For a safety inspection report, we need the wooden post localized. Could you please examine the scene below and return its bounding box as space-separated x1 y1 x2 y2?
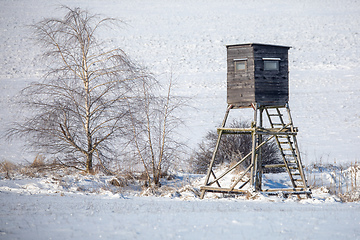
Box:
256 108 264 191
200 105 233 199
250 104 258 188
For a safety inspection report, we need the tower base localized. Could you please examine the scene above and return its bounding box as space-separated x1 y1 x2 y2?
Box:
200 103 311 199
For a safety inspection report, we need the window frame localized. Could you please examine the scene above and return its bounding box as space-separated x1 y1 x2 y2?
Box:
263 57 281 71
234 58 247 72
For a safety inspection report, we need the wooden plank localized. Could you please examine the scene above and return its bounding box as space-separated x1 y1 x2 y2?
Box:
217 127 254 134
253 48 289 55
263 164 286 168
257 126 297 132
228 87 255 93
261 188 311 193
228 81 254 88
200 186 311 195
227 55 253 62
200 186 249 194
227 90 255 97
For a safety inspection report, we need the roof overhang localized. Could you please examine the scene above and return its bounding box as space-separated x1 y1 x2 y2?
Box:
226 43 291 49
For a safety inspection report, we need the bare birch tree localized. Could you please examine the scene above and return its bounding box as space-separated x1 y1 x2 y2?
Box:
129 75 185 187
8 7 146 173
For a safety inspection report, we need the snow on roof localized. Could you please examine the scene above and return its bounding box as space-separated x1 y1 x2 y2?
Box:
226 43 292 49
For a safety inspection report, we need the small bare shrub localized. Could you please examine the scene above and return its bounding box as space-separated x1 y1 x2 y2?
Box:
31 154 46 167
0 160 18 179
108 177 127 187
190 119 282 174
109 178 121 187
339 191 360 202
137 171 150 181
123 171 138 182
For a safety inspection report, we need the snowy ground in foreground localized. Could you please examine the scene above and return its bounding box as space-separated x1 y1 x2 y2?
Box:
1 168 360 240
1 191 359 240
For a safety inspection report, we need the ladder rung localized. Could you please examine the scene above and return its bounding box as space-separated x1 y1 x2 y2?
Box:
272 123 284 126
288 166 298 169
289 166 299 169
268 114 283 117
280 148 294 151
285 162 297 166
284 154 296 157
277 136 290 138
263 164 286 168
286 158 296 161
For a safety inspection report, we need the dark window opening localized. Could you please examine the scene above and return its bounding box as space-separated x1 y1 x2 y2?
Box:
263 58 280 71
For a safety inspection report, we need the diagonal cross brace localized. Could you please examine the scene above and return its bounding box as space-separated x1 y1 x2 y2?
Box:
206 123 291 186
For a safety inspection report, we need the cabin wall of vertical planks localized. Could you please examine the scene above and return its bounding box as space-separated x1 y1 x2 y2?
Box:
226 43 291 108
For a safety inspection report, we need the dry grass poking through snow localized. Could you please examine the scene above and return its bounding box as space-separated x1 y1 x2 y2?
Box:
306 162 360 202
1 157 360 202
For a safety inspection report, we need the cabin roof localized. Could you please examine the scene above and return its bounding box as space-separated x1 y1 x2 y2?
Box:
226 43 291 49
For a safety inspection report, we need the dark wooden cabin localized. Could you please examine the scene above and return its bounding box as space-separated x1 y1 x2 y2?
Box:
226 43 291 108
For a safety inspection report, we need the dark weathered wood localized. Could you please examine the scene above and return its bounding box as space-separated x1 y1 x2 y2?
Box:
226 43 290 108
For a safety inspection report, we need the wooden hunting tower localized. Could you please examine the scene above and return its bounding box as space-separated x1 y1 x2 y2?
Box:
200 43 311 199
227 43 290 108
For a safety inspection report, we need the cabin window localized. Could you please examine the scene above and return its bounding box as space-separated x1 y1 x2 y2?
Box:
263 58 280 71
234 59 247 72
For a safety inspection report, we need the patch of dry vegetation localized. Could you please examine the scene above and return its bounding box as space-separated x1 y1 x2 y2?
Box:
307 161 360 202
0 160 18 179
0 154 78 179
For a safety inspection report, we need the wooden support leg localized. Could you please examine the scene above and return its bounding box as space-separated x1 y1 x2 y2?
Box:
200 105 233 199
250 105 258 188
255 108 264 191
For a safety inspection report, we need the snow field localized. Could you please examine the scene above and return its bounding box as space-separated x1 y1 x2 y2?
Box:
1 164 360 239
1 186 360 240
1 0 360 164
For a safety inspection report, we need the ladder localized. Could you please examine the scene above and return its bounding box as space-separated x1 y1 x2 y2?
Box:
263 106 309 195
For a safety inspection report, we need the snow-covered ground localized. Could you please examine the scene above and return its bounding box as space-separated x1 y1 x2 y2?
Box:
1 169 360 239
2 191 359 240
1 0 360 239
